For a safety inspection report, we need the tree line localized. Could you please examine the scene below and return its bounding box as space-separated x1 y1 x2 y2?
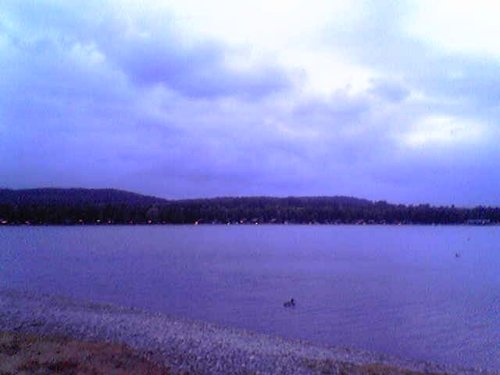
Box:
0 190 498 225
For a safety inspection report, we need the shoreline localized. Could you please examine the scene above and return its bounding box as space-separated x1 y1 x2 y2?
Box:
1 222 498 226
0 289 496 375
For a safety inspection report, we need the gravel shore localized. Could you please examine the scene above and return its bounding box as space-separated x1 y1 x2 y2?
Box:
0 289 495 375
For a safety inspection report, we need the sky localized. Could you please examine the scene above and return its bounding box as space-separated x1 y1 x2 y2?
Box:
1 0 499 205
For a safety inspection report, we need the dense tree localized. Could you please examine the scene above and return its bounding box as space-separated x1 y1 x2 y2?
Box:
0 188 498 225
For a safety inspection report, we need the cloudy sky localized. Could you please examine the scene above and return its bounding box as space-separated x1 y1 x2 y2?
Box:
1 0 499 205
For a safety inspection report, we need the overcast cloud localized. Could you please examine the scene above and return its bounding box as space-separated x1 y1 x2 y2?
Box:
1 0 499 205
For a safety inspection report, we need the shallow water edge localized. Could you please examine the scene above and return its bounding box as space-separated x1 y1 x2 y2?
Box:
0 289 496 375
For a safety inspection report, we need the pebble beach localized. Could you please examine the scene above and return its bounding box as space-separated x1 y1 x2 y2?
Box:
0 289 496 375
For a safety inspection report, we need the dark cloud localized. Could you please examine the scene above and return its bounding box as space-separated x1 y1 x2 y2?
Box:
122 27 290 99
115 37 290 98
0 1 290 100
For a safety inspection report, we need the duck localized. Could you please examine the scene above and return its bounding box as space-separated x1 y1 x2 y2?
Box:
283 298 296 308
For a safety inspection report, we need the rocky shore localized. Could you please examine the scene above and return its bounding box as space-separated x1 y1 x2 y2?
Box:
0 289 495 375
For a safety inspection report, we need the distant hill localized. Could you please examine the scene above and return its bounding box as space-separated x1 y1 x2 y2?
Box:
0 188 372 207
0 188 167 206
0 188 498 225
177 195 373 208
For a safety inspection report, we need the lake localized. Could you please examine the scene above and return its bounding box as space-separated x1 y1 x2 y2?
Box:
0 225 498 370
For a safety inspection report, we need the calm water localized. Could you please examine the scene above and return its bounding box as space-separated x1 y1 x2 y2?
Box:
0 225 498 369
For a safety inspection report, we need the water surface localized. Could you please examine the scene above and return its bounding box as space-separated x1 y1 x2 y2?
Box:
1 225 498 369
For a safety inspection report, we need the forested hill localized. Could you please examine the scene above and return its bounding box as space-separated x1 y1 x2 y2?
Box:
0 188 167 206
0 188 498 225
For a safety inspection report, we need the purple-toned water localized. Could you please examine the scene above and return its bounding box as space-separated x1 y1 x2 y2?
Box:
1 225 498 370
